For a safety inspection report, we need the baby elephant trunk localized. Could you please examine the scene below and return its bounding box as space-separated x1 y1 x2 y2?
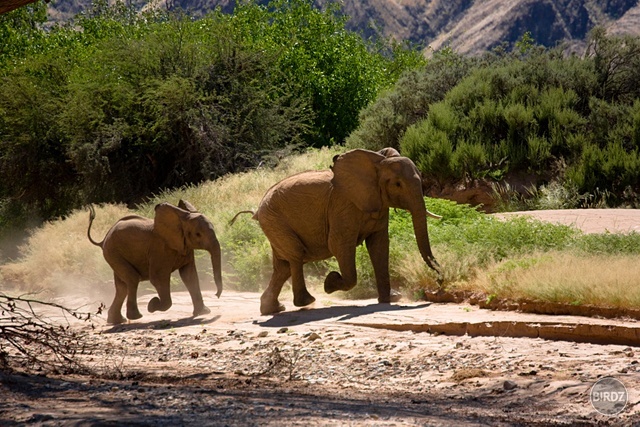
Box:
209 240 223 298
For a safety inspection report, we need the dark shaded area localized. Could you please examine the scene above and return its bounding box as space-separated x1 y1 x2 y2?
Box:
104 314 221 334
0 370 595 426
258 302 431 327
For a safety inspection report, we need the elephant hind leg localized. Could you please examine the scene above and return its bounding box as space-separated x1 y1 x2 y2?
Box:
124 280 143 320
260 255 290 315
107 275 129 324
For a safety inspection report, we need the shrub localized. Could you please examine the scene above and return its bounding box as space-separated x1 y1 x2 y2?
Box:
345 49 476 151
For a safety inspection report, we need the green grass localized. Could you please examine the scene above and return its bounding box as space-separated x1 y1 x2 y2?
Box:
2 148 640 310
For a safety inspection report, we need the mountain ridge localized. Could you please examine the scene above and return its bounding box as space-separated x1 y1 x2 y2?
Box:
43 0 640 55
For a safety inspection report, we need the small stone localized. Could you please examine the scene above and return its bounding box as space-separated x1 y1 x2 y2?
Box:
503 380 518 391
257 331 269 338
277 327 288 334
307 332 321 341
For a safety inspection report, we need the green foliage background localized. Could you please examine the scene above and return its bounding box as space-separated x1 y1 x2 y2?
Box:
346 30 640 209
4 3 640 231
0 0 424 230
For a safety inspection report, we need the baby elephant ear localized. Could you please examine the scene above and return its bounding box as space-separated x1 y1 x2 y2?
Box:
154 203 188 255
178 199 198 213
332 149 385 213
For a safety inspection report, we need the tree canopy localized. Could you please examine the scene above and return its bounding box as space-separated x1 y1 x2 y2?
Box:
347 30 640 208
0 0 424 228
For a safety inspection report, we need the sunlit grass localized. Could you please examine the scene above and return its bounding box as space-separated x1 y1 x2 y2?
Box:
2 147 640 311
0 148 340 298
0 204 130 298
469 252 640 309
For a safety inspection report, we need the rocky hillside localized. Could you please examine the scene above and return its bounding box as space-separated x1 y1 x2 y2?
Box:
44 0 640 55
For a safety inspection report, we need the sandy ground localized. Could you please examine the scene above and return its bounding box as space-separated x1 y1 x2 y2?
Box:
496 209 640 234
1 209 640 426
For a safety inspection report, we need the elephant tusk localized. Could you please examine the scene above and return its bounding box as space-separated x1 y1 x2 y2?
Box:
426 210 442 220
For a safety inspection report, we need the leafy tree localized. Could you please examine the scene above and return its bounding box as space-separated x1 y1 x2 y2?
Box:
347 29 640 207
0 1 48 69
2 0 423 228
230 0 425 147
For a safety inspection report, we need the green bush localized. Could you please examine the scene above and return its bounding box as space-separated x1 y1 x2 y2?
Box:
347 30 640 208
345 49 475 151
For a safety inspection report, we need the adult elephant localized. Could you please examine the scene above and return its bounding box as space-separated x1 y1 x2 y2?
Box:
247 147 441 315
88 200 223 324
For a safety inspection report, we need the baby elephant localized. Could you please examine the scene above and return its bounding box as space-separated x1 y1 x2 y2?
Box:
88 200 223 324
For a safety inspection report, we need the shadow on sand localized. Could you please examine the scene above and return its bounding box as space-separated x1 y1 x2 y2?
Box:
257 302 431 328
104 314 221 333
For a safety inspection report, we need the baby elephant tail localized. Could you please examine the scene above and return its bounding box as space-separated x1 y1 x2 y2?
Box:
229 210 255 226
87 205 105 248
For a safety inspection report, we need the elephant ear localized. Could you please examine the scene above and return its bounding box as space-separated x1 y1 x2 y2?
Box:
178 199 198 213
378 147 400 158
154 203 189 255
332 149 385 213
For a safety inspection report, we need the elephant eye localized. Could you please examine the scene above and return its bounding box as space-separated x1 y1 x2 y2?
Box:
395 182 402 187
196 232 202 238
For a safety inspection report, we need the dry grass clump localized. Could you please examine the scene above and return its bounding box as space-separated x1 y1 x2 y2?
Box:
0 148 340 298
472 252 640 309
1 204 129 298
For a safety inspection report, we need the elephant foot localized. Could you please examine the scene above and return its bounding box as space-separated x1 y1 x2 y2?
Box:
324 271 343 293
107 312 127 325
260 296 286 315
126 309 143 320
193 305 211 317
378 289 402 304
148 297 171 313
293 291 316 308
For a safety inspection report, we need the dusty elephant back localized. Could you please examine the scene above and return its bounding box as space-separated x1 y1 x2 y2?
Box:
254 170 333 261
255 170 332 217
102 216 154 279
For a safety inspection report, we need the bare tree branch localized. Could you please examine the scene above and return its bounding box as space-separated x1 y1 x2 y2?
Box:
0 293 104 374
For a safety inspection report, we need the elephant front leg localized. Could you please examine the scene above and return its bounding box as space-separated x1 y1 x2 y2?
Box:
179 263 210 317
148 272 173 313
365 230 398 304
260 255 290 315
324 242 358 294
290 259 315 308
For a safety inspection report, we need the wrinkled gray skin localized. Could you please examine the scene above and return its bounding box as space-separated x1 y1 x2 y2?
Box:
252 148 441 315
88 200 223 324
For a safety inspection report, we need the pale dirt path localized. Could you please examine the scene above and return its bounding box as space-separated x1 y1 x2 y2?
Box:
497 209 640 234
1 209 640 426
2 290 640 426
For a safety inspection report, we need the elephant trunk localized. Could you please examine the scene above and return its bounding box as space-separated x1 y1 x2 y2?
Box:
208 240 223 298
411 209 441 275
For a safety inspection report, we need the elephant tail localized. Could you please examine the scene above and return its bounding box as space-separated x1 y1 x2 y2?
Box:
229 210 255 226
87 204 105 248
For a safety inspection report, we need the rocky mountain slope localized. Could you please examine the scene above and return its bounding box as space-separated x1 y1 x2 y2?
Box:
44 0 640 55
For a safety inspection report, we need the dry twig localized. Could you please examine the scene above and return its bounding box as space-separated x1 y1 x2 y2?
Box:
0 293 104 374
